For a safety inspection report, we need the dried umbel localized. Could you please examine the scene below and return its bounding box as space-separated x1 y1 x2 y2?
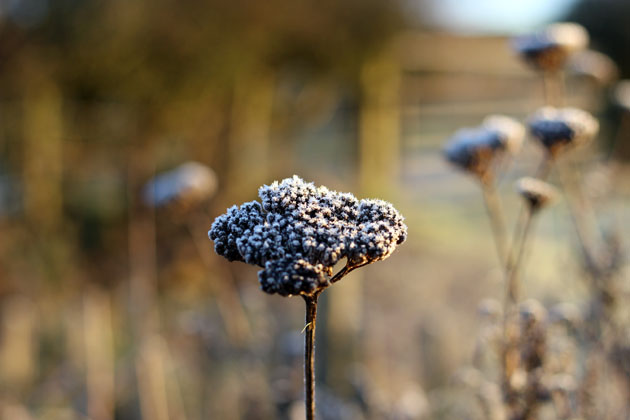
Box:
512 23 589 72
443 116 524 181
143 162 218 210
516 177 558 211
528 107 599 156
208 175 407 297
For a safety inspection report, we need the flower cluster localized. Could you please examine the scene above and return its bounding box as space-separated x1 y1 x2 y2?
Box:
512 23 588 72
443 115 524 180
208 176 407 296
528 107 599 155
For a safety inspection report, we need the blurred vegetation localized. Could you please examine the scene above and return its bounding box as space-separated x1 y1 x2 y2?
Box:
2 0 630 419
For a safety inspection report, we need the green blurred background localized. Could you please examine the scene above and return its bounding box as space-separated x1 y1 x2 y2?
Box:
0 0 629 419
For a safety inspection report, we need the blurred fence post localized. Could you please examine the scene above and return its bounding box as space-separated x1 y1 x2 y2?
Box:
83 285 115 420
0 296 36 395
227 71 274 201
358 44 401 197
22 81 63 231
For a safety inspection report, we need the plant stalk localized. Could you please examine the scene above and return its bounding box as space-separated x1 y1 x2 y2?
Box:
303 293 319 420
481 180 508 266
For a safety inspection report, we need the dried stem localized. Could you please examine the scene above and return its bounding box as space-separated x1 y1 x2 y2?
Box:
303 293 320 420
501 207 538 416
330 260 369 284
481 179 508 266
554 161 604 280
542 71 565 107
506 208 534 307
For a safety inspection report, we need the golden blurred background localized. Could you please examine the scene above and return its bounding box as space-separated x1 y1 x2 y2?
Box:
0 0 629 419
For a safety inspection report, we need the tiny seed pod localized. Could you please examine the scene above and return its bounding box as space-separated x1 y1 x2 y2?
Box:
515 177 558 212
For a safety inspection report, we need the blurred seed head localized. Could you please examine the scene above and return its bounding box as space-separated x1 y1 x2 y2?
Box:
143 161 218 210
528 107 599 156
477 298 502 322
443 117 523 181
568 50 619 86
512 23 589 72
482 115 526 154
519 299 547 325
548 302 583 327
613 80 630 111
515 177 558 211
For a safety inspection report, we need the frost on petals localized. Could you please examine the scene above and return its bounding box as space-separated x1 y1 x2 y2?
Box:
208 176 407 296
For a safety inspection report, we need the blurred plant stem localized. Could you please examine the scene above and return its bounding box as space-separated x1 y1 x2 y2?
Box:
22 80 63 232
128 160 188 420
542 71 565 107
303 293 320 420
186 213 252 346
83 286 114 420
555 160 606 279
480 180 508 267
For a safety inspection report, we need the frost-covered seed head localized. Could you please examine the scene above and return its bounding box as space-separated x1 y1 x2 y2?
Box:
143 162 218 209
258 257 328 297
512 23 589 72
209 201 265 263
528 107 599 155
516 177 558 211
519 299 547 324
443 127 505 179
208 176 407 296
481 115 526 154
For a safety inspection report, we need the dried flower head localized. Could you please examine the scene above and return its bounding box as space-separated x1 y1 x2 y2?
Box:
568 50 619 86
528 107 599 156
548 302 582 328
519 299 547 325
443 117 523 181
516 177 558 211
143 162 218 209
208 176 407 296
482 115 526 154
512 23 589 72
477 298 502 321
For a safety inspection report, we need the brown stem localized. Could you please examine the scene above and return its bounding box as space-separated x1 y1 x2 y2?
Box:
542 71 565 107
506 208 534 307
501 207 536 413
555 161 604 279
303 293 319 420
330 260 370 284
481 180 508 266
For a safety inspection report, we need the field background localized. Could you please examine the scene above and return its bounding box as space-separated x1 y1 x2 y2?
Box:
0 1 629 419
